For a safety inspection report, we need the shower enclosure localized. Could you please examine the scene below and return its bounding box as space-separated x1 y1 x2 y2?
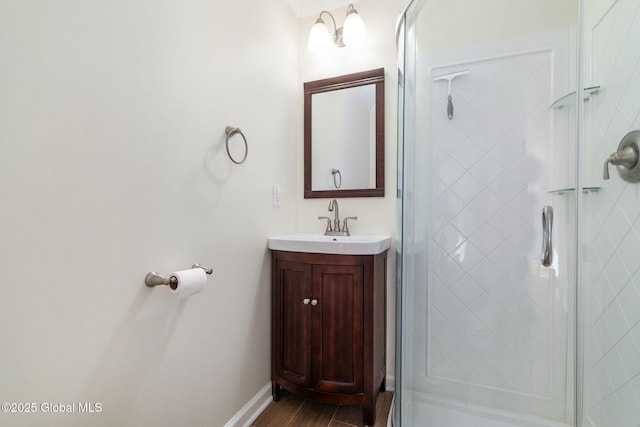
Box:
396 0 640 426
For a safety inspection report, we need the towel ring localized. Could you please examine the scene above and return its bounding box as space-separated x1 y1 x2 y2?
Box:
225 126 248 164
331 168 342 189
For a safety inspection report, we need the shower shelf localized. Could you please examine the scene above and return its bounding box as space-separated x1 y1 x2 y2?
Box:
548 186 601 195
550 86 601 109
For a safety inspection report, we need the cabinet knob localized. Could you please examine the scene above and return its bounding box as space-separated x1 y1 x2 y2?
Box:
311 299 318 306
303 298 311 305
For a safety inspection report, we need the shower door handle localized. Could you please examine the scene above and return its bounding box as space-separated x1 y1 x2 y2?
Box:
541 206 553 267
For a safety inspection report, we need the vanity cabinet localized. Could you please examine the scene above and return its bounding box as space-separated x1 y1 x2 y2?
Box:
271 250 387 426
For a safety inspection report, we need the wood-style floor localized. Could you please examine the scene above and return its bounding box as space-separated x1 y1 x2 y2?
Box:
251 389 393 427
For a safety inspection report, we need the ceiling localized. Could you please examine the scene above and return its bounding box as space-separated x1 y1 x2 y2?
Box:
286 0 363 17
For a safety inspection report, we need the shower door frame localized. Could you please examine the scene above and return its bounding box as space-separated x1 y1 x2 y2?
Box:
395 0 586 425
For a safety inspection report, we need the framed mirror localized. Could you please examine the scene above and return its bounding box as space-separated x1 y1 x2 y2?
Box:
304 68 385 198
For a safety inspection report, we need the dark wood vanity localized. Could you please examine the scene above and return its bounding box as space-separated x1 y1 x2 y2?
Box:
271 249 387 426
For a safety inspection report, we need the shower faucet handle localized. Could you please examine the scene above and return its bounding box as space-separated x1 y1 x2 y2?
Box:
603 130 640 182
603 146 638 180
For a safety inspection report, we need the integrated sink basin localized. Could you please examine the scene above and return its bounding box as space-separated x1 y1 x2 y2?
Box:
267 233 391 255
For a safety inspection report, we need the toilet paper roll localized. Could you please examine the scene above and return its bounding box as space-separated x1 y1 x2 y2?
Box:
169 268 207 300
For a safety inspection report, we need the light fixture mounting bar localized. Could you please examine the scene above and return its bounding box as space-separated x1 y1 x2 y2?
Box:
318 10 344 47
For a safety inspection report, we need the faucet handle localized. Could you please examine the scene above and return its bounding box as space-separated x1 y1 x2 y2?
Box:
318 216 332 233
342 217 358 236
603 131 640 181
603 146 638 180
603 155 613 180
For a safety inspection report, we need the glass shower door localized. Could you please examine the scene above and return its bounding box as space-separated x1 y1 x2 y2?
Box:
397 0 580 425
581 0 640 425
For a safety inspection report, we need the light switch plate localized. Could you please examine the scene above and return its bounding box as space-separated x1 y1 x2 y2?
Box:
272 184 281 207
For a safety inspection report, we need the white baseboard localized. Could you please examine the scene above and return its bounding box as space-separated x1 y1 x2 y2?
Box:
385 375 395 392
224 383 272 427
225 375 395 427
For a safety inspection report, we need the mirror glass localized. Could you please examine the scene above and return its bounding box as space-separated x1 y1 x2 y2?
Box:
304 68 384 198
312 85 376 191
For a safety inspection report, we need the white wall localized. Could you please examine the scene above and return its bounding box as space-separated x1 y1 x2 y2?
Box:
0 0 298 426
295 0 406 383
413 0 576 53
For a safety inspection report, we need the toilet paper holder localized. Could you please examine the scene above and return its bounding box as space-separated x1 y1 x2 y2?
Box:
145 263 213 290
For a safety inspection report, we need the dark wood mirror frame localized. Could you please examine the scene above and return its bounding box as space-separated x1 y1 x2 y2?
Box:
304 68 385 198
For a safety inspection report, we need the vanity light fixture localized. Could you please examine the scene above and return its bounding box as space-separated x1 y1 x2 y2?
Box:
307 4 366 53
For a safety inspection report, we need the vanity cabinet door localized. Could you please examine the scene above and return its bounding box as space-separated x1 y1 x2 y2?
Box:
271 249 386 425
273 258 313 387
311 264 364 394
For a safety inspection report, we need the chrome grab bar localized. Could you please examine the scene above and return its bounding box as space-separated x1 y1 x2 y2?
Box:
541 206 553 267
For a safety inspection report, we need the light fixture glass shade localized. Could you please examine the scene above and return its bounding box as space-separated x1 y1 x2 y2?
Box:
342 10 366 46
308 18 332 53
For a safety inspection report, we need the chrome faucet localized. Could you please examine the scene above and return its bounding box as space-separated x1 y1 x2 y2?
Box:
328 199 340 232
318 199 357 236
